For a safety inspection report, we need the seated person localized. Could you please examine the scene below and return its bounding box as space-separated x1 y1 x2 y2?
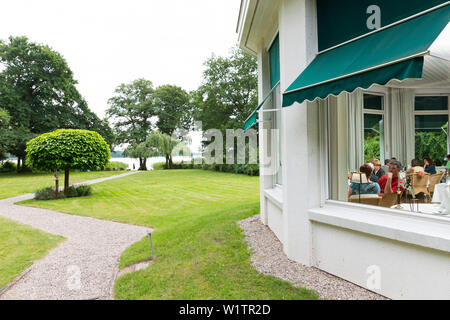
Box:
424 157 437 175
378 160 404 195
370 159 385 182
407 159 425 176
348 164 381 196
381 159 390 174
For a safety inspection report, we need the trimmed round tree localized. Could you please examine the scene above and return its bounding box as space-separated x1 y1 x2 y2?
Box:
26 129 110 195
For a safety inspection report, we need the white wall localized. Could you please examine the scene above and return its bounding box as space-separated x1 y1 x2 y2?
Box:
279 0 319 264
266 198 283 241
311 221 450 299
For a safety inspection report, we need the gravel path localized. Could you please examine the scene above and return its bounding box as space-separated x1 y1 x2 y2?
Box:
238 215 388 300
0 171 150 300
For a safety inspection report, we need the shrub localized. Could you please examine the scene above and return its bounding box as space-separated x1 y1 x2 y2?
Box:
171 163 183 169
152 161 184 170
35 187 65 200
105 161 128 170
180 161 189 169
66 186 79 198
152 162 166 170
149 157 259 176
74 185 92 197
34 185 92 200
0 161 17 173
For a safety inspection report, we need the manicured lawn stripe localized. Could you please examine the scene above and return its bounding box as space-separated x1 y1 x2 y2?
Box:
20 170 319 300
0 171 124 199
0 216 64 288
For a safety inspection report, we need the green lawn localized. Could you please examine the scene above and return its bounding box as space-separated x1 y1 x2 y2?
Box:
0 216 64 288
0 170 125 199
19 170 319 300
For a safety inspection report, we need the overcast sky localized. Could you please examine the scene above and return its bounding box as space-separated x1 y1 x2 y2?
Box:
0 0 242 119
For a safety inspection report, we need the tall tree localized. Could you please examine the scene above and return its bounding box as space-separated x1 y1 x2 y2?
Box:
192 47 258 132
0 107 10 160
0 36 113 169
106 78 156 170
2 129 36 170
122 141 158 169
154 84 191 136
146 131 180 169
0 36 81 132
0 107 10 128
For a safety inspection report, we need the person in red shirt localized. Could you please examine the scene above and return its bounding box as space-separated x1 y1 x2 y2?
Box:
378 160 404 195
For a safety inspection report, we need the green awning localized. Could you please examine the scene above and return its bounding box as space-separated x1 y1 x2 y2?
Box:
243 113 257 131
283 4 450 107
243 81 280 130
269 35 280 89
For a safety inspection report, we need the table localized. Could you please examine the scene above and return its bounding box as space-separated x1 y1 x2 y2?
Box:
390 203 450 216
432 183 449 203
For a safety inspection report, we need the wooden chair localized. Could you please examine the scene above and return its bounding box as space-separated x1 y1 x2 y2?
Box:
429 170 445 194
378 193 399 208
349 192 408 208
406 173 431 199
348 194 382 206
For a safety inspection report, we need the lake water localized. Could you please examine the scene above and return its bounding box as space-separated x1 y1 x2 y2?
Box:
111 156 194 170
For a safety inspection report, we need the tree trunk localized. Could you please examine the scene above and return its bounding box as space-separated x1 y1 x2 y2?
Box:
169 155 173 169
139 157 147 170
64 166 70 195
165 154 169 169
17 157 21 173
55 178 59 199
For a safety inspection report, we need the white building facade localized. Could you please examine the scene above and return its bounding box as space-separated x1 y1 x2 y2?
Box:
237 0 450 299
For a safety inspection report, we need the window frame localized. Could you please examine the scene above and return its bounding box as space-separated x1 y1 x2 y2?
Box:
363 91 386 162
271 85 282 187
413 94 450 162
266 32 282 187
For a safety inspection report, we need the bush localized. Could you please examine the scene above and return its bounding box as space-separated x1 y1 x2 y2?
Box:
171 163 183 169
66 186 79 198
150 157 260 176
34 185 92 200
0 161 17 173
104 161 128 170
65 185 92 198
152 162 166 170
152 161 184 170
73 185 92 197
35 187 65 200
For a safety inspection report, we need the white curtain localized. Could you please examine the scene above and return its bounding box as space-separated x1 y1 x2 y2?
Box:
328 94 351 201
347 89 364 171
390 88 415 167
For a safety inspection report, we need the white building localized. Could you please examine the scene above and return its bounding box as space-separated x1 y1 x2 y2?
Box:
237 0 450 299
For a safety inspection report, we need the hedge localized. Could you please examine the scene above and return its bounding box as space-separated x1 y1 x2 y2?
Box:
153 159 259 176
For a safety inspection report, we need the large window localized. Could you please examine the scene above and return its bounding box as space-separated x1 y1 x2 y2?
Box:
414 96 449 166
269 35 282 185
325 89 450 215
363 93 385 163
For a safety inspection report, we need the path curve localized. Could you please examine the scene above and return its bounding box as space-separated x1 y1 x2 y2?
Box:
0 171 150 300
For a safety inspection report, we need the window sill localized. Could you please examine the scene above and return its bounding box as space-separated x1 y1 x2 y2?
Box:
308 200 450 253
264 186 283 209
